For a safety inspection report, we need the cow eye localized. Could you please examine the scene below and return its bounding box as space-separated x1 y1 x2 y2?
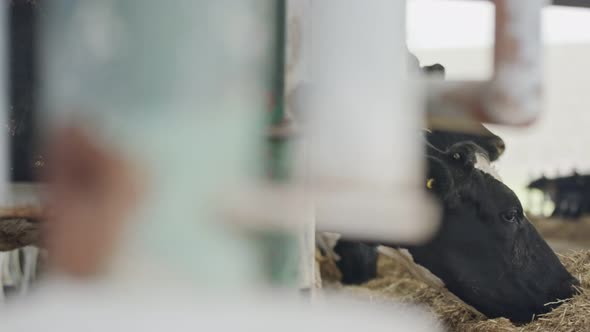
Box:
500 210 519 223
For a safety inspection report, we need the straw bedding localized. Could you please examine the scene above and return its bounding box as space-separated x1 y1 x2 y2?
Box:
318 248 590 332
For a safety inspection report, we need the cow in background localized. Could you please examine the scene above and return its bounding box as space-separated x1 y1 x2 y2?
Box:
528 172 590 219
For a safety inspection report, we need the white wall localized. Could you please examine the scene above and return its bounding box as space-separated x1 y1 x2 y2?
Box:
413 45 590 210
408 1 590 210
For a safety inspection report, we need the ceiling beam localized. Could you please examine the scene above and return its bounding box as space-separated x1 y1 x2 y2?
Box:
552 0 590 8
466 0 590 9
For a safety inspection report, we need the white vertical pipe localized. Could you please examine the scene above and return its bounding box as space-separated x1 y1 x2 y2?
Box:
287 0 317 291
41 0 275 287
487 0 546 125
307 0 409 186
304 0 437 241
427 0 546 128
0 252 5 302
19 246 38 295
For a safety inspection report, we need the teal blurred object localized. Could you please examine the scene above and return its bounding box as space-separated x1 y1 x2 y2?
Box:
40 0 298 287
261 0 299 286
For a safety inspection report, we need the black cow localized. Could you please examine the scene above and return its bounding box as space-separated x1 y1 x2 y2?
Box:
332 142 578 323
332 240 378 285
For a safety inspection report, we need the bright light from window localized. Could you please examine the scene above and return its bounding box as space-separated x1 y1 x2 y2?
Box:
407 0 590 50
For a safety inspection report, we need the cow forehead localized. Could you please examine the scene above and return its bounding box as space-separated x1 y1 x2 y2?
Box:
472 171 521 211
474 153 501 181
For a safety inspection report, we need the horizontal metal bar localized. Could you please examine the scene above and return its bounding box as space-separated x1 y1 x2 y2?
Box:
552 0 590 8
467 0 589 8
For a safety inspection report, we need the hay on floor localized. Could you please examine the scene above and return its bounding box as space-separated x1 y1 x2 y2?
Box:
318 249 590 332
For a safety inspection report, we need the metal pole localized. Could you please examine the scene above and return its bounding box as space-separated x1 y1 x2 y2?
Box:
304 0 438 242
427 0 546 131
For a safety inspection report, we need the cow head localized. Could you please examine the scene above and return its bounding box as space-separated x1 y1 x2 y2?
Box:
423 127 505 162
409 142 579 323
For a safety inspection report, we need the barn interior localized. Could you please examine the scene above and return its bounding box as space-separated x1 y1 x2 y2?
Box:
1 0 590 331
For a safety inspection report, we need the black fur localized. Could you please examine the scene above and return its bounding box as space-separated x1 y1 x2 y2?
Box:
332 240 378 285
335 142 578 323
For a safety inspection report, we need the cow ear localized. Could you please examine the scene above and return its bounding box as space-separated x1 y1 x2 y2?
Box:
422 63 445 79
447 142 482 171
426 156 454 201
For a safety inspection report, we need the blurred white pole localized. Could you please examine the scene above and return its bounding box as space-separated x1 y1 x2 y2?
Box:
0 253 4 301
41 0 276 288
303 0 438 242
286 0 316 291
427 0 546 131
19 246 39 295
222 1 439 245
489 0 545 124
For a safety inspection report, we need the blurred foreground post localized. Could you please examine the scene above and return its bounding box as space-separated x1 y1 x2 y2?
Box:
40 0 284 287
302 0 438 241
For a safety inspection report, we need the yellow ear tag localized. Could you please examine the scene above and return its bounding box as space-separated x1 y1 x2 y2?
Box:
426 178 435 189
